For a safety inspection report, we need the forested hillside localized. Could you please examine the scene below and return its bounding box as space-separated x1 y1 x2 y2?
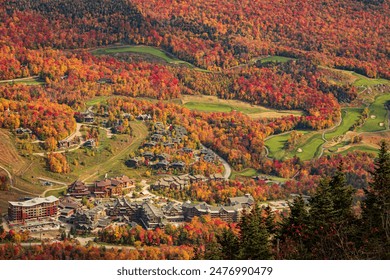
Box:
0 0 389 260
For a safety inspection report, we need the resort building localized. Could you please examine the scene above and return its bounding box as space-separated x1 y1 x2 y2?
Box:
8 196 59 223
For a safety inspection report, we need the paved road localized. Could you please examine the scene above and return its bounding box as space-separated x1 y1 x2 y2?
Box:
200 144 231 179
218 154 232 179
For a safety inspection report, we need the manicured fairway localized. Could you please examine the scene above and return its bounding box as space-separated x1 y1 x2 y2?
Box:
183 101 264 114
325 108 362 141
265 130 311 160
358 93 390 132
296 134 325 161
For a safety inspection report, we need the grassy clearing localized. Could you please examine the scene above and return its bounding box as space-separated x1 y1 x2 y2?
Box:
44 187 67 198
0 130 27 173
358 93 390 132
92 45 176 62
318 66 389 87
265 130 311 160
230 168 288 182
183 101 265 114
184 102 233 113
352 73 389 87
335 145 379 156
0 77 45 86
73 121 148 182
181 95 304 118
325 108 362 141
85 96 111 106
258 56 295 64
92 45 208 72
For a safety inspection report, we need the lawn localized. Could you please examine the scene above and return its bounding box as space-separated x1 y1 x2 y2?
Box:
325 108 362 141
358 93 390 132
265 130 311 160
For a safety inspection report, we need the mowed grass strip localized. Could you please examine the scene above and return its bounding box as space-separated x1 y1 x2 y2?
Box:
325 108 362 141
258 56 295 64
352 73 389 87
359 93 390 132
337 145 379 156
0 77 45 86
92 45 176 62
91 45 207 71
85 96 111 106
230 168 288 182
183 102 233 113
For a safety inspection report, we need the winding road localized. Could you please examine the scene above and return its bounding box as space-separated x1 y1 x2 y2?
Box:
200 144 231 179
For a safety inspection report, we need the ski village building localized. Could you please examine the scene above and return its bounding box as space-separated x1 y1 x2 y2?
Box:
8 196 59 223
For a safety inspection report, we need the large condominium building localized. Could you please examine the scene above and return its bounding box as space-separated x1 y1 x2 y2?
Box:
8 196 59 223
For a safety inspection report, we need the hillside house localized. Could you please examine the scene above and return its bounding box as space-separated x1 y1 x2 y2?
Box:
170 161 186 170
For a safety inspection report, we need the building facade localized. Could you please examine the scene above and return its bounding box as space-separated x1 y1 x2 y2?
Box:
8 196 59 223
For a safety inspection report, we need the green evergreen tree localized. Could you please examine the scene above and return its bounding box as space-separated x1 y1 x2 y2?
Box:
278 195 310 259
218 227 240 259
361 140 390 258
329 162 355 221
307 165 358 259
203 240 223 260
263 206 276 235
239 205 272 260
